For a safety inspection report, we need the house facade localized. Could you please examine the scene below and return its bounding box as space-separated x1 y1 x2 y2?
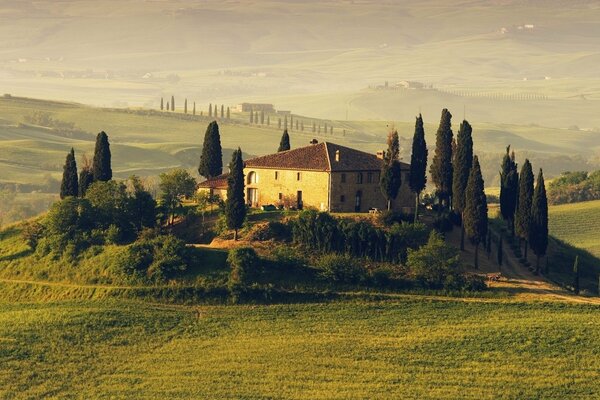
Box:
198 141 414 213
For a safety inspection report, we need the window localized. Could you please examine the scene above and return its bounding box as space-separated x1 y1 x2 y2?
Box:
356 173 363 184
367 172 373 183
275 171 279 180
278 193 283 200
340 195 345 202
341 173 346 183
297 172 301 181
247 171 258 184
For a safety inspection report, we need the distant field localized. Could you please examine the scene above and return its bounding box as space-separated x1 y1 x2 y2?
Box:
549 200 600 258
0 298 598 399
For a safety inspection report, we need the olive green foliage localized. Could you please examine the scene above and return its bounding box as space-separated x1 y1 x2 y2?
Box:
430 108 454 208
316 253 366 284
158 168 197 224
406 231 481 290
409 114 428 196
225 148 246 239
92 131 112 182
464 156 488 245
60 148 78 199
198 121 223 179
499 146 519 231
112 235 189 283
227 247 260 292
278 129 291 152
292 209 428 263
548 170 600 205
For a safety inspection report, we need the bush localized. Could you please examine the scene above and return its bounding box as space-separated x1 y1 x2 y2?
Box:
407 231 464 289
378 210 413 226
316 253 366 284
245 221 291 242
227 247 260 289
268 245 307 271
368 263 408 288
21 221 45 249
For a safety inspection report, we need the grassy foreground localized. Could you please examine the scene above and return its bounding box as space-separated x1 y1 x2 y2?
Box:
1 298 599 399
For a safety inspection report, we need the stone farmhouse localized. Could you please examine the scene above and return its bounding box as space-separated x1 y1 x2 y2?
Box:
198 141 414 213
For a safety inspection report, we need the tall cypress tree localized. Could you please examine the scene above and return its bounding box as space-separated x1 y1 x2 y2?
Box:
260 110 265 124
227 107 230 120
184 99 188 114
60 148 78 198
530 169 548 274
209 103 212 118
198 121 223 179
78 154 93 197
92 131 112 182
193 102 196 115
225 148 246 240
515 159 534 259
380 130 402 211
171 95 175 111
409 114 428 222
160 97 164 111
500 146 519 236
278 129 291 152
452 120 473 250
430 108 453 210
250 108 254 124
463 155 488 268
221 105 224 119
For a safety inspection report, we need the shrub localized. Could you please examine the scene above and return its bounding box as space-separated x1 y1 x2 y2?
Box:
269 245 307 270
227 247 260 289
406 231 463 289
246 221 291 242
21 221 45 249
316 253 366 284
368 263 408 288
378 210 412 226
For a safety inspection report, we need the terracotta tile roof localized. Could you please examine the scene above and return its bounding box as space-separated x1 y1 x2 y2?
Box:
244 141 409 172
198 173 229 189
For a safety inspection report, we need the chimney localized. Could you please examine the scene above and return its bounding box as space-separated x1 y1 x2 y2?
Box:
310 139 319 145
376 150 385 159
335 150 340 162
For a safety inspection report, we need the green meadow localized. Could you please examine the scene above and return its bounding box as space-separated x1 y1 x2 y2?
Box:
1 298 599 399
549 200 600 258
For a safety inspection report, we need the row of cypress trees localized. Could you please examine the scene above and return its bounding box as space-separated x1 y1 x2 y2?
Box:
60 132 112 199
500 148 548 272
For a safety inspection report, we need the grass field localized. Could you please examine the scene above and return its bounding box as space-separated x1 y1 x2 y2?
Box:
1 298 599 399
549 200 600 258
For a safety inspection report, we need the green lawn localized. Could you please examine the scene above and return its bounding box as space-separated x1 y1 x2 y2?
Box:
0 298 598 399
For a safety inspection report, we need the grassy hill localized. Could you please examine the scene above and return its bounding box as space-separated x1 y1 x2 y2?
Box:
1 297 599 398
549 200 600 258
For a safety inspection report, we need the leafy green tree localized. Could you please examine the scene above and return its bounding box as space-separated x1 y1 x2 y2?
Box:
463 156 488 268
515 159 534 259
78 154 94 197
278 129 291 152
409 114 428 222
158 169 197 225
128 175 157 231
85 180 129 230
452 120 473 250
380 130 402 211
225 148 246 240
406 230 462 289
44 197 93 250
60 148 78 198
198 121 223 179
500 146 519 235
430 108 453 210
530 169 548 273
92 131 112 182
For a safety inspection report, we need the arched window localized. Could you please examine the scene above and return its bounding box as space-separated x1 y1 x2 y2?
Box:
356 173 363 184
247 171 258 184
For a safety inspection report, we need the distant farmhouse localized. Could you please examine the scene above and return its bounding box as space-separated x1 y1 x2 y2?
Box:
199 140 414 213
237 103 275 113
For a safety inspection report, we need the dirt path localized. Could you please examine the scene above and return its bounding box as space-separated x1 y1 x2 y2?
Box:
446 225 600 304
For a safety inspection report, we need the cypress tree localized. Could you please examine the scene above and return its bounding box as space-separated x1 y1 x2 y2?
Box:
409 114 428 223
452 120 473 250
78 154 93 197
171 95 175 111
380 130 402 211
255 111 258 124
250 108 254 124
500 146 519 236
184 98 188 114
260 110 265 124
573 256 580 295
166 101 170 111
530 168 548 274
296 120 299 131
515 159 534 259
160 97 164 111
193 102 196 116
227 107 230 120
278 118 282 129
430 108 454 210
463 155 488 268
301 121 304 131
225 148 246 240
92 131 112 182
330 126 333 135
60 148 78 198
267 115 270 125
198 121 223 179
278 129 291 152
209 103 212 118
221 105 224 119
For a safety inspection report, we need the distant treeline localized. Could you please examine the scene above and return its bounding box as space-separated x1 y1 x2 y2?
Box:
548 171 600 205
